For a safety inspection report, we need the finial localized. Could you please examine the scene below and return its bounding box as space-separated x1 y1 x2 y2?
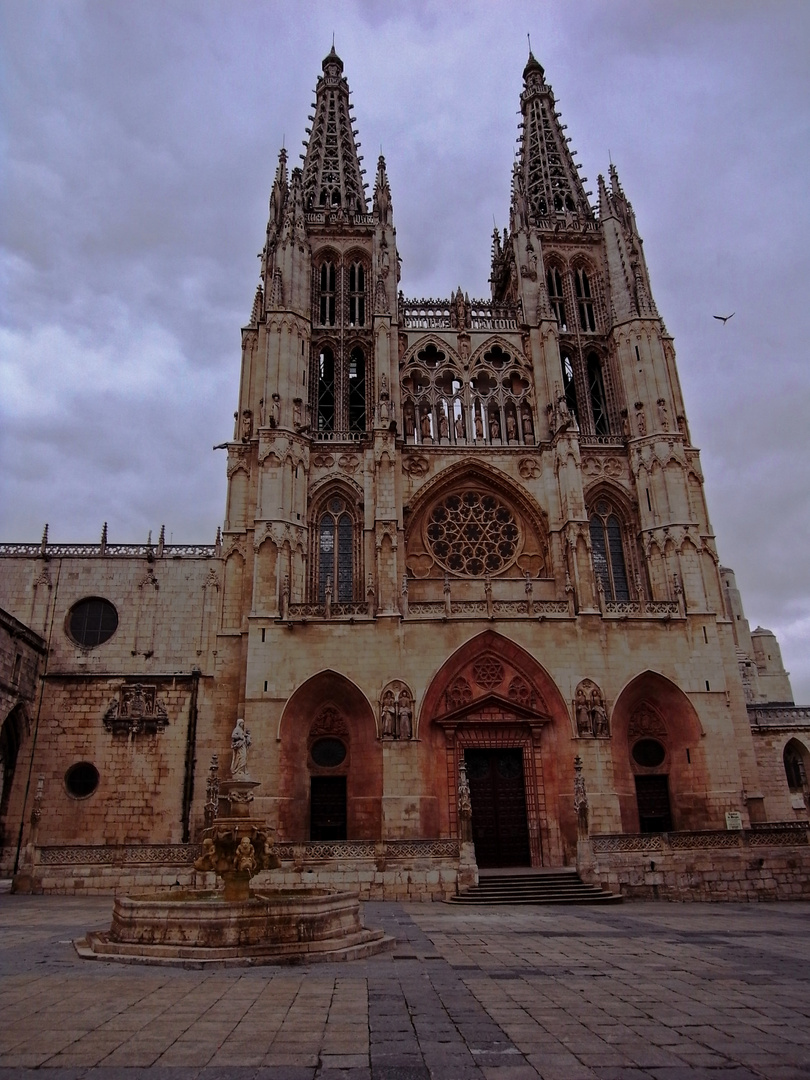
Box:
527 32 531 51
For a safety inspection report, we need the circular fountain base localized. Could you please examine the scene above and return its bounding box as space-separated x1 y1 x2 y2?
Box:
76 887 394 967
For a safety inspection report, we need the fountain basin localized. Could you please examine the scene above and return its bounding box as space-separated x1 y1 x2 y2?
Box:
76 887 394 966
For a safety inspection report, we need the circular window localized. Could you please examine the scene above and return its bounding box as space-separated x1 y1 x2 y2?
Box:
65 761 99 799
425 491 520 576
310 737 347 768
68 597 118 648
632 738 666 768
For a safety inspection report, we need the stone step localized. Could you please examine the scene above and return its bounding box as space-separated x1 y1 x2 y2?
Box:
449 871 621 905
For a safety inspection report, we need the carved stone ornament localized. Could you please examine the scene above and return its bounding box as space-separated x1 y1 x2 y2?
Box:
628 702 667 740
379 680 415 740
402 454 430 478
337 454 360 473
518 457 541 479
103 683 169 736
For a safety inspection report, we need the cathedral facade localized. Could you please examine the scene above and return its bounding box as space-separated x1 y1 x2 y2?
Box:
2 50 808 899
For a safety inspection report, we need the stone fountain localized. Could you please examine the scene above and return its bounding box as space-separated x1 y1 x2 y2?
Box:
77 721 393 966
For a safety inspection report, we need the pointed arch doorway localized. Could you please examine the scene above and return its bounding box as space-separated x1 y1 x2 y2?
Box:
423 632 570 869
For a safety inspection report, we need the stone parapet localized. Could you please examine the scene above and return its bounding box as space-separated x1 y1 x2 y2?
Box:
584 825 810 901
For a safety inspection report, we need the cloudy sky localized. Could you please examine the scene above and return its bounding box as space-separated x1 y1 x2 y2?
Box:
2 0 809 702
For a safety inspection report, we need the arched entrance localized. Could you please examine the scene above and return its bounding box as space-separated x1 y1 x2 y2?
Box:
611 671 707 832
277 670 381 841
0 706 26 849
420 631 570 867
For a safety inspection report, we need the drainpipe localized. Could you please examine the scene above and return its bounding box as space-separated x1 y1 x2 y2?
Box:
181 667 201 843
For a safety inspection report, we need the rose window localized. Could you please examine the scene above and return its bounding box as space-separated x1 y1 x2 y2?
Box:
472 657 505 690
425 491 520 576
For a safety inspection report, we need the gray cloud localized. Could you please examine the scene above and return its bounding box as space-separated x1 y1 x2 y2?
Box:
2 0 808 701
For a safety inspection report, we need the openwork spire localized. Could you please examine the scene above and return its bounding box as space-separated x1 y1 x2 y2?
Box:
514 52 592 226
301 47 367 214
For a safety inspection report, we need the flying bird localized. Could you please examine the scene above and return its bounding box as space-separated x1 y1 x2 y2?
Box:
713 313 735 324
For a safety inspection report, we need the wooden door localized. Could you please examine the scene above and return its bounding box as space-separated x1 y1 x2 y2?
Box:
310 776 347 840
465 748 531 867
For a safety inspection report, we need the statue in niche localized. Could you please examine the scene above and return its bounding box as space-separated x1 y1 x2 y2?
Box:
270 393 280 428
380 372 389 398
557 394 571 427
657 398 669 431
379 396 390 423
521 408 533 442
590 688 609 738
635 402 646 436
398 690 413 740
439 412 449 439
381 690 397 738
241 410 252 442
506 413 517 442
455 414 465 440
293 399 303 429
489 415 500 440
621 409 630 439
475 414 484 439
404 403 415 438
420 410 432 441
575 687 591 736
230 717 251 777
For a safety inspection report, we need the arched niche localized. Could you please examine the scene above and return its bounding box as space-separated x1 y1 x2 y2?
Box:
611 671 708 833
277 670 381 842
419 630 571 867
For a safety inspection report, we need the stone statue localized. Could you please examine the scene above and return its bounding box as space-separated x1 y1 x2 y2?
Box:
194 836 217 872
398 691 413 740
521 408 533 441
420 410 431 441
234 836 257 875
270 393 280 428
590 689 609 738
404 404 415 438
379 396 390 423
231 718 251 778
439 412 449 439
657 398 669 431
575 688 591 736
455 414 465 440
475 414 484 439
489 415 500 440
293 399 302 429
381 690 397 738
241 410 252 441
506 413 517 442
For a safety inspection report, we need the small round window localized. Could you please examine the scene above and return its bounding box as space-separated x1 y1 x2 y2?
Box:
632 738 666 768
68 597 118 648
65 761 99 799
310 738 347 768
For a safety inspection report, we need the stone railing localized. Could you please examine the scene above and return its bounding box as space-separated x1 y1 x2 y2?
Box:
603 599 680 617
401 298 519 331
0 542 218 559
579 435 626 448
286 601 370 620
274 839 459 861
591 823 808 853
406 599 571 619
305 211 376 227
748 705 810 729
311 430 367 444
37 844 202 865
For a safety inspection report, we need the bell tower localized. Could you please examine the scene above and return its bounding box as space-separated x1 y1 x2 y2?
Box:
221 46 401 673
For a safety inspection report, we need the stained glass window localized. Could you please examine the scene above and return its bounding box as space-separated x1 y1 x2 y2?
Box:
316 498 355 602
589 509 630 602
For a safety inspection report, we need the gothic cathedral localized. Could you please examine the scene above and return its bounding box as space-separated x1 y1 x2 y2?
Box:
1 50 807 899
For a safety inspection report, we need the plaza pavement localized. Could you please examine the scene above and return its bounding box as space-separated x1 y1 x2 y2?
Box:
0 893 808 1080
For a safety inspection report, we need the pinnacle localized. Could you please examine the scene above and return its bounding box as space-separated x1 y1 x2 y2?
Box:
522 50 545 82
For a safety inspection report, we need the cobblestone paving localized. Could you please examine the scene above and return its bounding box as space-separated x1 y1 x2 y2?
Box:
0 895 808 1079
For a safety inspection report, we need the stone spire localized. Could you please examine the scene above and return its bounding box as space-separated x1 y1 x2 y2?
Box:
301 46 367 214
373 154 393 226
514 52 592 226
599 163 659 321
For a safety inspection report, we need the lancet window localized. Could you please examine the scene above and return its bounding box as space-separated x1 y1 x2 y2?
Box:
319 262 337 326
561 352 579 425
348 263 365 327
587 353 609 436
311 252 371 437
310 493 361 603
575 267 596 332
589 499 631 602
547 266 567 330
401 341 535 447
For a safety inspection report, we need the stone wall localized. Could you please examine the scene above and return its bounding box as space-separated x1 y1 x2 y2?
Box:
583 825 810 901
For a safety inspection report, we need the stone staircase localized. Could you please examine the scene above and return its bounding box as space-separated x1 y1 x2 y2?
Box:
449 868 622 905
